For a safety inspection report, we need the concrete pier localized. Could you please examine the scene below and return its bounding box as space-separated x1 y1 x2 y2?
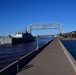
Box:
17 38 76 75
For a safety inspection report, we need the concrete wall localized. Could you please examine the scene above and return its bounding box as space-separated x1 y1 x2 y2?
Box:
0 61 17 75
0 40 53 75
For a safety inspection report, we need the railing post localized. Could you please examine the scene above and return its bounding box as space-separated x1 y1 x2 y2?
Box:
46 37 47 43
16 59 20 72
37 35 39 50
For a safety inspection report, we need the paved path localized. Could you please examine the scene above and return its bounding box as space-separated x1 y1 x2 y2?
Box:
17 38 76 75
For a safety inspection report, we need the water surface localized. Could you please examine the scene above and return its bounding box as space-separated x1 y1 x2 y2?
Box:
61 40 76 60
0 38 52 70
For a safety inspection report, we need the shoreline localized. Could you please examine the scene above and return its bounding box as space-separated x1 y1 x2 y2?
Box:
60 38 76 40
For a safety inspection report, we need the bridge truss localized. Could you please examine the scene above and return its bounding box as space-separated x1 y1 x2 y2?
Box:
28 22 62 35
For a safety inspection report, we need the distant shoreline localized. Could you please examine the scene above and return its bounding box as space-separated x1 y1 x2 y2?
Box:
60 38 76 40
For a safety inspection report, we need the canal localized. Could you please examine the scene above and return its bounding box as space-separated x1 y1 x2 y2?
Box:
1 38 76 70
61 40 76 60
0 38 52 70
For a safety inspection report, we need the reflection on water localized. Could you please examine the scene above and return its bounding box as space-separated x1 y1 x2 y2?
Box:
61 40 76 60
0 38 52 70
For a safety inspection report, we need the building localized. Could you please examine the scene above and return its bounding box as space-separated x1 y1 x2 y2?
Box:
63 31 76 38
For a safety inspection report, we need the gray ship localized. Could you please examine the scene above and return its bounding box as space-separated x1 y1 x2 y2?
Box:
0 30 34 45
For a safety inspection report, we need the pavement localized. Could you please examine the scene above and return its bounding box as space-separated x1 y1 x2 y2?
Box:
17 38 76 75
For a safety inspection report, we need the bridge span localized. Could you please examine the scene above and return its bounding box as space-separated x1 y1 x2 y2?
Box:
27 22 62 34
17 38 76 75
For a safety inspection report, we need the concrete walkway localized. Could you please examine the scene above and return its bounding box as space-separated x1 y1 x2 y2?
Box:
17 38 76 75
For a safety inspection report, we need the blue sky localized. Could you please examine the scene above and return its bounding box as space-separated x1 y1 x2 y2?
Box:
0 0 76 36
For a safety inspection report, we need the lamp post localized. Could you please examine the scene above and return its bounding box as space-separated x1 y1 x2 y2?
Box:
37 35 39 50
46 36 47 43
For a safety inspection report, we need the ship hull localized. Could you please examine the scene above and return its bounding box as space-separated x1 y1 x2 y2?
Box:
12 37 34 44
0 33 35 45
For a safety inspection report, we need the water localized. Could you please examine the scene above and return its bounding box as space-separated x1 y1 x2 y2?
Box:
61 40 76 60
0 38 52 70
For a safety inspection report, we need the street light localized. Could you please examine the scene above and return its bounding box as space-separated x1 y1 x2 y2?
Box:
46 36 48 43
37 35 39 50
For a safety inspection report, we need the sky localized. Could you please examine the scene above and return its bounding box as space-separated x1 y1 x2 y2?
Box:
0 0 76 36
